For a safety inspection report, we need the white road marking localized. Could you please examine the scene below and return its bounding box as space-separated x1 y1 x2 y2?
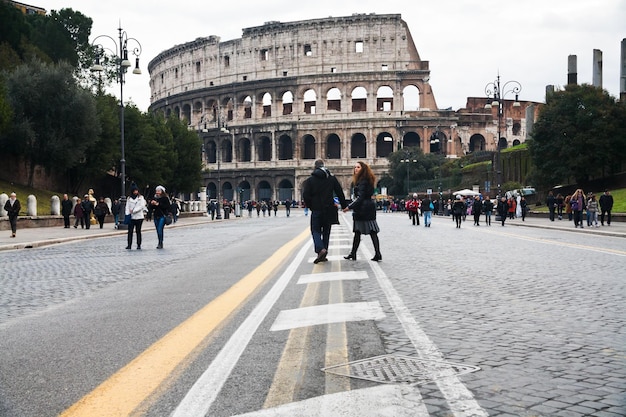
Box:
298 271 369 284
169 241 312 417
233 384 429 417
307 255 350 263
270 302 386 332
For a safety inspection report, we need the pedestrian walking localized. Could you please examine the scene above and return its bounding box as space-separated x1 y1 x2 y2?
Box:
546 191 556 221
556 193 564 220
61 194 73 228
302 159 348 264
285 199 291 217
452 195 465 228
520 196 528 221
148 185 171 249
81 194 94 229
343 161 382 261
599 189 613 226
111 198 122 229
94 196 110 229
483 196 493 226
570 189 586 228
405 193 420 226
587 193 599 227
125 183 147 250
497 196 508 226
170 198 180 223
422 195 433 227
472 195 482 226
208 200 217 220
223 200 232 219
73 198 85 229
4 192 21 238
507 197 516 220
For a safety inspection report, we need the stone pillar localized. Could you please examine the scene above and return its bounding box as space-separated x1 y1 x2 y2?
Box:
51 195 60 215
27 195 37 216
567 55 577 85
592 49 603 88
200 186 207 209
0 193 7 217
72 196 79 213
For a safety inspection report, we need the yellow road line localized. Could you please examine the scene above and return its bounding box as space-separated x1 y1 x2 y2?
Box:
325 275 350 395
60 228 309 417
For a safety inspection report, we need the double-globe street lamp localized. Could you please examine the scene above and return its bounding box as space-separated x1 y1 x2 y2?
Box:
400 152 417 196
484 74 522 197
91 25 142 228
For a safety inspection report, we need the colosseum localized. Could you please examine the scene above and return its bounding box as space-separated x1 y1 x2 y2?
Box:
148 13 537 203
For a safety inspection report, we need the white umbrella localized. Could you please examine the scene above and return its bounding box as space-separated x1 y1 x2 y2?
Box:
453 189 481 196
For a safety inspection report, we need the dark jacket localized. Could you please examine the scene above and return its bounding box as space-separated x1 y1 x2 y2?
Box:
81 199 94 216
599 194 614 211
348 179 376 221
421 198 433 212
4 199 21 218
452 200 465 215
61 199 73 216
148 196 171 218
94 201 110 217
472 199 482 215
497 199 508 217
483 199 494 212
302 167 347 222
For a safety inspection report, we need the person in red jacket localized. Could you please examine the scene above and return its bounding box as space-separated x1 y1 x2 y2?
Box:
405 193 420 226
507 197 517 219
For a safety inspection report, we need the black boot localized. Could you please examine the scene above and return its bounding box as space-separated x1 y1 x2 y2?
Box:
344 232 361 260
370 233 382 261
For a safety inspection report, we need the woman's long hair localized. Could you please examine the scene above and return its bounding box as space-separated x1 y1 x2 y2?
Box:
353 161 376 187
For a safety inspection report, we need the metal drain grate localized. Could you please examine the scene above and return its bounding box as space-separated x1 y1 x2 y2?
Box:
322 354 480 385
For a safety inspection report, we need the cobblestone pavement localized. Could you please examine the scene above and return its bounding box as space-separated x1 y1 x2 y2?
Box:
359 212 626 417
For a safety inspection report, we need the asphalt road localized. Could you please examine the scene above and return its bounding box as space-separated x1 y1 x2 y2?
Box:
1 211 624 417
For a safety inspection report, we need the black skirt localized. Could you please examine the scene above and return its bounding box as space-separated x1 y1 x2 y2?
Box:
353 219 380 235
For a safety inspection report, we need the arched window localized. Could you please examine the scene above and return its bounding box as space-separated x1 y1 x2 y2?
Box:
351 87 367 112
238 180 251 202
302 135 316 159
222 182 233 201
258 180 272 201
278 135 293 160
304 89 317 114
262 92 272 117
258 136 272 161
282 91 294 115
238 138 251 162
243 96 252 119
402 85 420 111
206 140 217 163
469 134 486 153
327 88 341 111
403 132 421 148
327 134 341 159
376 132 393 157
278 179 294 201
351 133 367 158
376 86 393 111
221 139 232 162
498 137 508 150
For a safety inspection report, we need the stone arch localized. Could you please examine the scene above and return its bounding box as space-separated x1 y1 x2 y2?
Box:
257 136 272 161
221 139 232 162
351 133 367 158
206 182 217 199
302 134 316 159
429 131 447 154
327 134 341 159
242 95 253 119
512 139 521 146
278 134 293 160
282 91 294 115
469 134 486 153
403 132 421 148
174 106 181 119
376 132 394 157
402 85 420 111
498 137 508 150
278 179 294 201
238 137 251 162
303 89 317 114
222 181 234 201
206 140 217 163
261 92 272 117
512 122 521 135
351 86 367 112
376 86 394 111
182 104 191 124
326 87 342 111
257 180 272 201
239 180 251 202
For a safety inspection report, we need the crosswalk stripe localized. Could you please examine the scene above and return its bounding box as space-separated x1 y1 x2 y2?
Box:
270 302 386 332
298 271 368 284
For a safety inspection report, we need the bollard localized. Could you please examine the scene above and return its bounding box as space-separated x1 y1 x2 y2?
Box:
51 195 61 215
0 193 7 217
27 194 37 216
105 197 112 212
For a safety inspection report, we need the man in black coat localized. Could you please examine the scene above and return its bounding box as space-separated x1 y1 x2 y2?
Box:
302 159 348 263
81 194 94 229
61 194 73 228
599 189 614 226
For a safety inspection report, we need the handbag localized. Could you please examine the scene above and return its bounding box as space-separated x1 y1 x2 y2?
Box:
164 213 173 225
429 202 434 210
123 214 131 225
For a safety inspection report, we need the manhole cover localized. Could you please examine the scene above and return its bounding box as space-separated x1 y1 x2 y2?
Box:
322 354 480 385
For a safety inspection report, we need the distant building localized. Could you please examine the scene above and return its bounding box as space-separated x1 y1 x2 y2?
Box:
148 14 541 202
7 0 45 15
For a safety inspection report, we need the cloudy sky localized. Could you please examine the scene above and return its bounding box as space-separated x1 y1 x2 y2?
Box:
44 0 625 111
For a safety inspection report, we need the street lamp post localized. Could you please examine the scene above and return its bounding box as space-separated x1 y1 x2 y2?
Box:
91 25 142 229
400 153 417 196
214 111 229 220
484 74 522 198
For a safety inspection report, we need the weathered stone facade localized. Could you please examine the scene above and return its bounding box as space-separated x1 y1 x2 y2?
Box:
148 13 538 202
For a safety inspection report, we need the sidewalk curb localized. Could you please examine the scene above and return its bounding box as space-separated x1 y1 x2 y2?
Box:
505 220 626 238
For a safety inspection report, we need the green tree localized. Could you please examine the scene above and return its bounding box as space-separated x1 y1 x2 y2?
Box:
166 115 203 193
2 59 99 187
385 147 446 195
528 84 626 187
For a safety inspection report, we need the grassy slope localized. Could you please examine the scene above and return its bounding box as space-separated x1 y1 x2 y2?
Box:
0 179 62 216
533 188 625 213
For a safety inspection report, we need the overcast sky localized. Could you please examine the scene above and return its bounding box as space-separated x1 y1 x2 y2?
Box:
44 0 625 111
